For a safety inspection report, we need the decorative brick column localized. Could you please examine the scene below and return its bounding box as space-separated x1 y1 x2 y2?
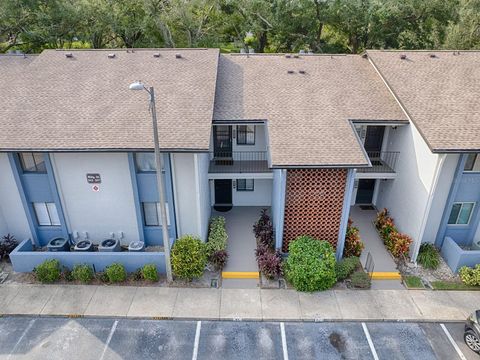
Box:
282 168 347 252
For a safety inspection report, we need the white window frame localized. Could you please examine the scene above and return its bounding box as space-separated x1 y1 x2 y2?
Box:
463 154 480 172
447 202 476 225
33 202 61 226
236 179 254 191
142 202 170 227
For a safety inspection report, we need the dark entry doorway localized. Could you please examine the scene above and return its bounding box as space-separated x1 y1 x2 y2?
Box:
214 179 232 211
356 179 376 204
364 126 385 153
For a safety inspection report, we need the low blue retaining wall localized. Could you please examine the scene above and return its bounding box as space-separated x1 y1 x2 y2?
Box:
10 239 166 273
441 236 480 273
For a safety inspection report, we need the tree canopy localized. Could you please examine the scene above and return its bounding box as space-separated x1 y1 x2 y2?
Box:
0 0 478 53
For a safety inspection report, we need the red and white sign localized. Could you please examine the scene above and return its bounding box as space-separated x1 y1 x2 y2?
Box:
92 185 100 192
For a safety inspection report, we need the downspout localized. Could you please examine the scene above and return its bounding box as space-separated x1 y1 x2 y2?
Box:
412 154 446 263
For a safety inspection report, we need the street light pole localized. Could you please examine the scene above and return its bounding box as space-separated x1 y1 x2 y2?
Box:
130 82 173 283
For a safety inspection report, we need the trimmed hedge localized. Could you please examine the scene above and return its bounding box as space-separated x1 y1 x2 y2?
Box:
34 259 61 283
285 236 337 292
105 263 127 283
459 264 480 286
205 217 228 270
72 264 94 283
172 235 207 280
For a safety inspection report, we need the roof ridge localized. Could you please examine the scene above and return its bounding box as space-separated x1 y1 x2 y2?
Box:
53 48 213 52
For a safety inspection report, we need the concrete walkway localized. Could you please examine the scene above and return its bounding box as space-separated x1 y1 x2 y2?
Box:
214 206 262 273
1 284 478 322
350 206 398 273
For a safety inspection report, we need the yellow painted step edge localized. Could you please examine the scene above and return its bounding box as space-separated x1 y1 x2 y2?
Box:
222 271 260 279
369 272 402 280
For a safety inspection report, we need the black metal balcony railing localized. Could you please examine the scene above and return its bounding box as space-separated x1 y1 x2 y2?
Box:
209 151 270 173
357 151 400 173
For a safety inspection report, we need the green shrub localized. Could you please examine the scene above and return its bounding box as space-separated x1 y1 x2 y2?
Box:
417 243 440 269
172 235 207 280
205 217 228 258
387 232 413 258
284 236 337 292
335 256 360 281
141 264 159 282
34 259 61 283
350 270 371 289
105 263 127 283
209 250 229 271
343 219 364 257
72 264 94 283
459 265 480 286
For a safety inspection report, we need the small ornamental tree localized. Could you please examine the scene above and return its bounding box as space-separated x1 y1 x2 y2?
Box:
171 235 207 281
285 236 337 292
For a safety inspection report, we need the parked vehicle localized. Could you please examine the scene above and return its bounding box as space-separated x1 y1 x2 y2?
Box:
464 310 480 354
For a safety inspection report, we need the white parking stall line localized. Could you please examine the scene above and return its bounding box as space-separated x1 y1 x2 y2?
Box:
192 321 202 360
280 322 289 360
362 322 379 360
7 318 36 360
440 323 467 360
99 320 118 360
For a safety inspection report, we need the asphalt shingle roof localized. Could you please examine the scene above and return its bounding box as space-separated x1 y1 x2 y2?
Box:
367 50 480 152
0 49 219 152
213 54 407 167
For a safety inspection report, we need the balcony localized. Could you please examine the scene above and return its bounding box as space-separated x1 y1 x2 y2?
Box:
357 151 400 174
209 151 270 173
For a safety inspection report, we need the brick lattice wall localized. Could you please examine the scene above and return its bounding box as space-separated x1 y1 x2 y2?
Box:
282 168 347 252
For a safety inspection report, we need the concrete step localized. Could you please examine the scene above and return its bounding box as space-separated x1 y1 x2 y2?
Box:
222 271 260 279
221 278 260 289
369 271 402 280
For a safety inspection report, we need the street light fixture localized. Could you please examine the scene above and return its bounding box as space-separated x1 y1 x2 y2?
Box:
129 81 173 283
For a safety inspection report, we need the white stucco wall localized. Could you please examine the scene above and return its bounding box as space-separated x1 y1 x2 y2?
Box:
0 207 7 236
422 154 460 243
232 179 272 206
51 153 139 245
196 153 211 241
0 153 32 240
376 123 439 245
171 153 210 241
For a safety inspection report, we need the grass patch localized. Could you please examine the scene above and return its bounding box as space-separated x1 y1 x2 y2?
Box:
403 275 424 288
431 280 480 291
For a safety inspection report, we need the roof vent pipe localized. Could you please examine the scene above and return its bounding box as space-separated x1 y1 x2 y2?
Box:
153 52 160 58
429 54 436 58
299 70 306 74
108 53 116 59
400 54 407 60
285 54 291 58
65 53 73 58
175 53 182 58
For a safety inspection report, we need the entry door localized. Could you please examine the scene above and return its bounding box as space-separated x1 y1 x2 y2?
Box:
214 179 232 205
363 126 385 153
356 179 376 204
213 125 232 158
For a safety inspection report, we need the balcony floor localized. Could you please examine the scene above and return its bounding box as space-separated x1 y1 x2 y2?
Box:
356 158 394 174
209 160 270 173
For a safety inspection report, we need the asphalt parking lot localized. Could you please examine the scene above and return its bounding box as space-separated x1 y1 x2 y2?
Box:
0 317 477 360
